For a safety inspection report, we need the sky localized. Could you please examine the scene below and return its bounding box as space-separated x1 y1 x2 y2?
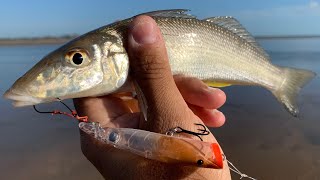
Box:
0 0 320 38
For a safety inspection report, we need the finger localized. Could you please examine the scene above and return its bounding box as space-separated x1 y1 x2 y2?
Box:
188 104 225 127
174 75 226 109
128 15 194 133
73 96 135 127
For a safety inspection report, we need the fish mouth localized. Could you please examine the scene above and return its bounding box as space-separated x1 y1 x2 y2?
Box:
3 90 44 107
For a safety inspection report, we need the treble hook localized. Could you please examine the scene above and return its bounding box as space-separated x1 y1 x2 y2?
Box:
166 123 210 141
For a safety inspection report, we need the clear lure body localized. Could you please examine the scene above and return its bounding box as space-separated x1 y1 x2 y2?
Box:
79 122 223 169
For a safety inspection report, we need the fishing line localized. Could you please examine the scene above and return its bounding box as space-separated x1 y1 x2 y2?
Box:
57 98 73 113
33 98 88 122
34 101 255 179
167 124 257 179
223 155 257 180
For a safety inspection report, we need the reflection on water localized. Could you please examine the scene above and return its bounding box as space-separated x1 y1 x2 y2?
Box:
0 39 319 179
260 38 320 52
215 39 320 180
0 45 103 180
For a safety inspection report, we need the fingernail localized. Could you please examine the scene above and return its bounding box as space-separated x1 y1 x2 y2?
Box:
212 109 221 115
208 87 226 99
207 86 219 92
131 20 157 45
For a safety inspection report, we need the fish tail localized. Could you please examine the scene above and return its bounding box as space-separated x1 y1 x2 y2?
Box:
272 67 316 117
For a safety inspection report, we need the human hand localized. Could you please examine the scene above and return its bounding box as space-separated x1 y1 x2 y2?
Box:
74 15 230 179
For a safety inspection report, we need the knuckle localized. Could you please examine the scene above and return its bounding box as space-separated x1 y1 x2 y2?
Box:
131 47 170 80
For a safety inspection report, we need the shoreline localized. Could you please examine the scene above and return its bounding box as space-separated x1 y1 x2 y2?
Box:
0 37 76 46
1 35 320 46
255 35 320 40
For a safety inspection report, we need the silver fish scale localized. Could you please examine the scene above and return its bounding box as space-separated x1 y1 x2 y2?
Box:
154 17 283 89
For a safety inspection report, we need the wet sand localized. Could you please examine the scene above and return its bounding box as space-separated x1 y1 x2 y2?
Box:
0 43 319 179
1 85 318 180
0 101 104 180
214 85 320 180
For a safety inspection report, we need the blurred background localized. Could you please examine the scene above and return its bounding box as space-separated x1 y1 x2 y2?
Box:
0 0 319 179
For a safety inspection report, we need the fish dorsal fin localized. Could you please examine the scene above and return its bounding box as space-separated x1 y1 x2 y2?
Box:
136 9 196 19
204 16 270 60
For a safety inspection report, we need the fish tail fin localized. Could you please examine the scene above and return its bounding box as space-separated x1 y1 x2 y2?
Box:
272 67 316 117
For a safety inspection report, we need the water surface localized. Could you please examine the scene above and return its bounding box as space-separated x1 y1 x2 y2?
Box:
215 39 320 179
0 45 103 180
0 39 319 179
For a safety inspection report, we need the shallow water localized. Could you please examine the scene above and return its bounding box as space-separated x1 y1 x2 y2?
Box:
216 39 320 180
0 39 319 179
0 45 103 180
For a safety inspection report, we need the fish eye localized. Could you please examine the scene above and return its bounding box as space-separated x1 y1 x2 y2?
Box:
197 159 204 166
72 53 83 65
65 49 90 67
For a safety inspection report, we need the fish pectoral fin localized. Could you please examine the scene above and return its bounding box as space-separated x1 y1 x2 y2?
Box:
204 81 232 88
133 80 148 121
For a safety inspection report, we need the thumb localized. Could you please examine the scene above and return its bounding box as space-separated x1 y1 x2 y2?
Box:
127 17 231 176
128 15 192 133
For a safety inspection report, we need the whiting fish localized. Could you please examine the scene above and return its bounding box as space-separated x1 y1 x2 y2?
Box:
4 9 316 117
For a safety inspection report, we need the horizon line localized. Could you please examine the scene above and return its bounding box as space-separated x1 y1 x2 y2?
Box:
1 34 320 40
1 34 320 46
